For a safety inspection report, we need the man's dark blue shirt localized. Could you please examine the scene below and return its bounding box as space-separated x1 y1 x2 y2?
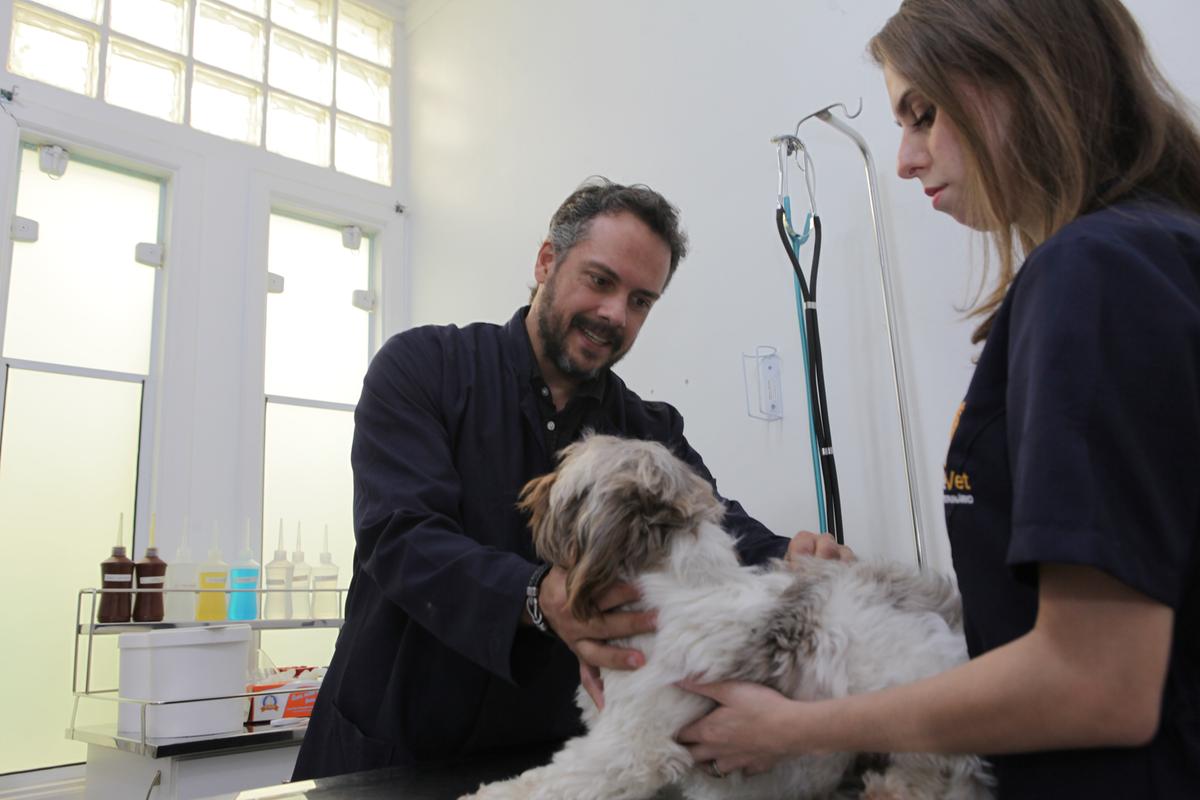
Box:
294 307 788 778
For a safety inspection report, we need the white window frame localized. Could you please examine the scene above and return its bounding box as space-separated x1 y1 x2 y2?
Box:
0 0 406 777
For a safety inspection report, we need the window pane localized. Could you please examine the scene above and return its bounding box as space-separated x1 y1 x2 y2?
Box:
269 29 332 105
4 149 160 374
337 0 392 67
220 0 265 16
336 54 389 125
106 38 186 123
0 368 141 773
109 0 190 54
265 92 330 167
191 67 262 144
7 4 99 97
194 0 264 80
259 402 354 665
271 0 332 45
335 114 390 185
34 0 104 24
265 214 369 402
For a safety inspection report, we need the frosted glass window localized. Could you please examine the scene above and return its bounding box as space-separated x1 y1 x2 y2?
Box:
337 0 392 67
34 0 104 24
335 115 390 185
269 29 332 105
4 149 160 375
109 0 190 54
8 4 100 97
336 55 390 125
0 368 141 772
191 67 262 144
194 0 264 80
260 402 353 666
220 0 266 16
265 214 369 403
106 38 186 123
271 0 332 45
266 92 330 166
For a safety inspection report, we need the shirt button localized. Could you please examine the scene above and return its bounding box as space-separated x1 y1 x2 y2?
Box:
541 387 550 397
546 420 556 431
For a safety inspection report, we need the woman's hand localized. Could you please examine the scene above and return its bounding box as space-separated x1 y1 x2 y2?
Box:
786 530 855 564
676 679 802 776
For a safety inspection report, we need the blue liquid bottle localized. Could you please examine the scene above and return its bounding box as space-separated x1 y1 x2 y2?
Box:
228 520 261 621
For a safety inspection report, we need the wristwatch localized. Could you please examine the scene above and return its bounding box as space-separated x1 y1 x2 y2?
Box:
525 562 553 635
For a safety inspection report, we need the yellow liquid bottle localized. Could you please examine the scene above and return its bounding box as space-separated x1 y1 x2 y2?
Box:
196 523 229 621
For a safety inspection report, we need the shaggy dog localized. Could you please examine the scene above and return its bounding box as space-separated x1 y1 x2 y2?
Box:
462 434 993 800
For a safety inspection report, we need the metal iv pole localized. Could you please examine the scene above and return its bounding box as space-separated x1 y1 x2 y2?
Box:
791 100 929 569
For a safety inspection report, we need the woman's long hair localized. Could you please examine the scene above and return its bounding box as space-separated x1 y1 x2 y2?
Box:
870 0 1200 342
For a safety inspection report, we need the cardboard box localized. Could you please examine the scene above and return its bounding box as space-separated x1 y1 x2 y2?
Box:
247 679 320 723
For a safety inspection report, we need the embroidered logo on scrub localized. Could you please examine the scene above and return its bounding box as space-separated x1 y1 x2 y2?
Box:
944 469 974 504
944 401 975 505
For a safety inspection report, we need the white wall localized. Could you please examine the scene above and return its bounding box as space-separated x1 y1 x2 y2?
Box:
402 0 1200 570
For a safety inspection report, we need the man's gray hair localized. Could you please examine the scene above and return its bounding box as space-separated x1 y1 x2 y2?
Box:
530 177 689 302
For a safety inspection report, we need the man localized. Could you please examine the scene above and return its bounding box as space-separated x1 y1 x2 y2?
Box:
293 178 804 780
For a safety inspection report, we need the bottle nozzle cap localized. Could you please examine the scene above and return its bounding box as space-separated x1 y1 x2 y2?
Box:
274 520 288 560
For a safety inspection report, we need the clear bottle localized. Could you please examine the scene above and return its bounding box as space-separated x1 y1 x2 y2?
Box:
291 523 313 619
310 525 340 619
195 522 229 622
228 520 261 621
263 520 294 620
164 518 198 622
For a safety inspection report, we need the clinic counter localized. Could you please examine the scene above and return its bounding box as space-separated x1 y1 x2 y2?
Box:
70 721 308 758
232 748 687 799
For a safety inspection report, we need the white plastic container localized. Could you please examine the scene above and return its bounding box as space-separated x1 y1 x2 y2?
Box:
117 625 251 739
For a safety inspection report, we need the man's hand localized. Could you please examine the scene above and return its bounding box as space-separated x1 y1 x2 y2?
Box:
785 530 855 565
536 566 656 710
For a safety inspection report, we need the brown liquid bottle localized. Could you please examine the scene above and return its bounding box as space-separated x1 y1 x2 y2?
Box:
133 546 167 622
98 545 134 623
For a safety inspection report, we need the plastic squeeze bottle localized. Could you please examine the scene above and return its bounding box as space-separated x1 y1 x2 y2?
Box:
310 525 340 619
263 521 294 620
228 520 261 621
291 523 313 619
98 512 134 623
195 522 229 621
132 513 167 623
164 518 199 621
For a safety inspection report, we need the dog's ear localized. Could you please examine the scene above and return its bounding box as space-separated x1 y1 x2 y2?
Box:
563 475 684 620
518 471 557 560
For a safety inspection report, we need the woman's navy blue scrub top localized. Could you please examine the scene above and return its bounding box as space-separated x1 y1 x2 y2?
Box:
944 199 1200 798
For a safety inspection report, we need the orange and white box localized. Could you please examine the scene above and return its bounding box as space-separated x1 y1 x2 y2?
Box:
247 679 320 723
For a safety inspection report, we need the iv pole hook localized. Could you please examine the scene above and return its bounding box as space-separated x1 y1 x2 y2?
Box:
793 98 863 134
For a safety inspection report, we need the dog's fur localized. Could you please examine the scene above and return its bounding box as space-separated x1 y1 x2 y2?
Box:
461 434 993 800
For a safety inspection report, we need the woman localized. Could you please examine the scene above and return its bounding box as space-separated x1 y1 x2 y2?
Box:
678 1 1200 796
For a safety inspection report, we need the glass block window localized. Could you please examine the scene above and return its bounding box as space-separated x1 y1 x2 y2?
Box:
6 0 395 184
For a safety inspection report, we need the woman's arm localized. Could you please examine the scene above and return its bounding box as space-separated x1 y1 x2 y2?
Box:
678 563 1173 773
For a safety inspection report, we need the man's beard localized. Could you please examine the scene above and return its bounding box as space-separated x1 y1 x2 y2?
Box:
535 278 625 381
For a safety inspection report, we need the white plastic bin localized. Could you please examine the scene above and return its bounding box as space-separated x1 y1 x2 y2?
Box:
117 625 251 738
